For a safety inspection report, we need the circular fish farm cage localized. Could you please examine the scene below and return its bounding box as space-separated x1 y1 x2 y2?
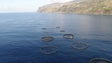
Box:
60 30 65 32
43 31 49 34
56 26 60 29
40 46 58 55
89 58 112 63
63 34 74 39
41 28 47 30
71 42 89 51
41 36 54 42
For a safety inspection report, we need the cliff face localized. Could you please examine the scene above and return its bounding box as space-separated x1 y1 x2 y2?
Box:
38 0 112 15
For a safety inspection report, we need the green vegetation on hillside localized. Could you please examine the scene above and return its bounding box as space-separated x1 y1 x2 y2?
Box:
38 0 112 15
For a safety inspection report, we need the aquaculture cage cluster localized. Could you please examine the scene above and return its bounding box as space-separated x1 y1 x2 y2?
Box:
41 26 89 54
40 26 112 62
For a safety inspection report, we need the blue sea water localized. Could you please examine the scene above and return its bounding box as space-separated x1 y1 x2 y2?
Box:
0 13 112 63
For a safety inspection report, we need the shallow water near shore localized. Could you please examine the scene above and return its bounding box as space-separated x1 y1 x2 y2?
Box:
0 13 112 63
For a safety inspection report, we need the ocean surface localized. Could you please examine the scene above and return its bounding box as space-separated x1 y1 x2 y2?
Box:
0 13 112 63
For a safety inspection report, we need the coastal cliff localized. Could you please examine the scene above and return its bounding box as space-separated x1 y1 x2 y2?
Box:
38 0 112 15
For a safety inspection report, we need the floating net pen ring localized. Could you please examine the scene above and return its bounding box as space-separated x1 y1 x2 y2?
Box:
60 30 65 33
41 36 54 42
41 28 47 30
63 34 74 39
71 42 89 51
89 58 112 63
56 26 61 29
40 46 58 55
